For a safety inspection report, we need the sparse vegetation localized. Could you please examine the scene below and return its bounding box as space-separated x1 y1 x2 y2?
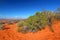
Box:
16 8 60 33
0 22 5 30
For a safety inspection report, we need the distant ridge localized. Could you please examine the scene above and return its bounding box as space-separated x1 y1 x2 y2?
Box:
0 17 26 20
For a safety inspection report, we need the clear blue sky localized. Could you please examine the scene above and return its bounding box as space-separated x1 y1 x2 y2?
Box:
0 0 60 19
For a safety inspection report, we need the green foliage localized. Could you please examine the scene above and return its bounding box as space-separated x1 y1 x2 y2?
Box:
0 23 4 30
17 11 56 33
17 21 25 27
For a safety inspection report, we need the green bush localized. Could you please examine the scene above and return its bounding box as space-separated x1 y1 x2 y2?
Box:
0 23 4 30
17 11 56 33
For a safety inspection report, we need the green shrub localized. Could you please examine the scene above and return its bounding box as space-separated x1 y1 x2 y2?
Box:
17 11 56 33
0 23 4 30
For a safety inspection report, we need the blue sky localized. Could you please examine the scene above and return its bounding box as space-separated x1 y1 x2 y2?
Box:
0 0 60 19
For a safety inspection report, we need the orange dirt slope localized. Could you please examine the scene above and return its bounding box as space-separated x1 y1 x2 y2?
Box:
0 20 60 40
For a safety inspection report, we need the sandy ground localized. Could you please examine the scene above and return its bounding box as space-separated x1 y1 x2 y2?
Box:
0 20 60 40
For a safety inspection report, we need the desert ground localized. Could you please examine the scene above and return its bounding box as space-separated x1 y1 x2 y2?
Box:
0 19 60 40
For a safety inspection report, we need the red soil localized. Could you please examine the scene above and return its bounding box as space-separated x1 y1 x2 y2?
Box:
0 20 60 40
